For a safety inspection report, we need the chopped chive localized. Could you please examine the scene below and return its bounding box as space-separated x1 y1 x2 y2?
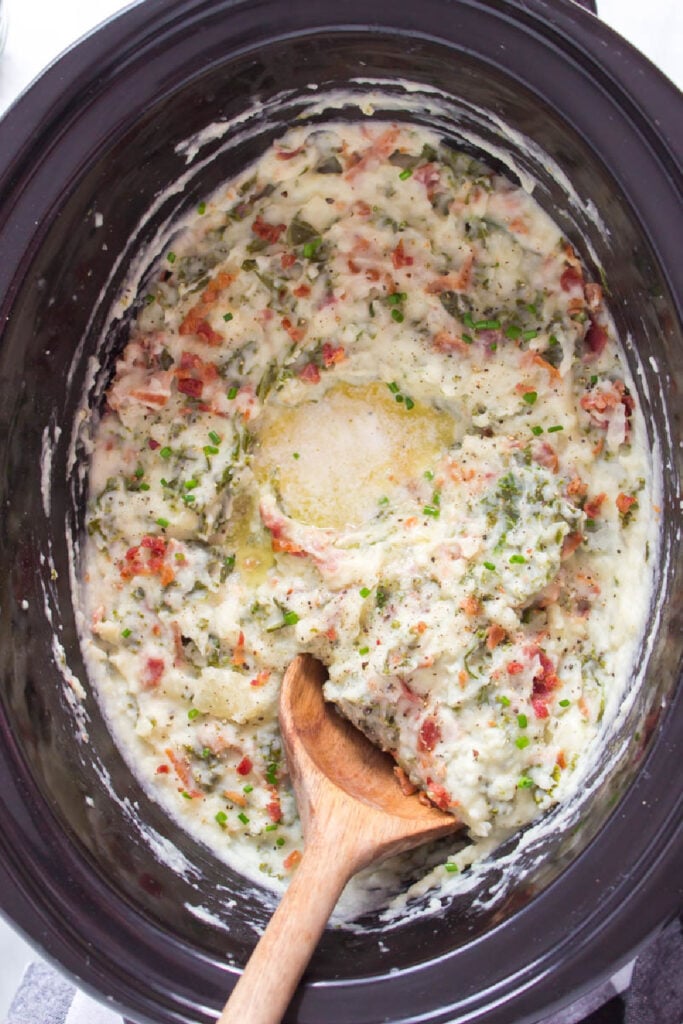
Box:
497 695 511 707
585 518 596 528
590 374 598 385
238 812 249 825
424 470 434 481
463 312 475 329
183 494 196 504
444 862 459 873
360 587 371 598
222 312 234 322
188 708 200 720
181 790 192 800
265 764 277 785
505 324 522 340
156 517 169 528
515 735 530 749
547 424 564 433
399 167 413 180
391 309 405 324
139 483 150 491
423 505 440 517
208 430 220 445
204 445 220 456
215 811 228 826
121 628 132 638
549 334 559 346
166 251 176 263
276 837 285 847
522 391 538 405
387 381 400 394
522 329 538 341
265 823 278 832
483 561 496 571
462 333 474 344
518 774 534 788
197 201 206 215
378 496 389 506
292 452 300 460
358 646 370 655
243 784 254 794
283 610 299 627
395 393 404 403
302 237 322 259
559 698 571 707
474 318 501 331
517 713 528 729
404 396 415 410
159 446 172 459
134 465 144 479
526 303 538 316
531 425 544 436
509 554 527 564
228 386 239 400
184 479 199 490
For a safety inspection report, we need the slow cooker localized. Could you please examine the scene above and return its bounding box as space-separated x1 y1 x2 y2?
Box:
0 1 680 1022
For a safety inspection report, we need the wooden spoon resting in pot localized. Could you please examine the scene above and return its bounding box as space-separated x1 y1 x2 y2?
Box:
219 653 460 1024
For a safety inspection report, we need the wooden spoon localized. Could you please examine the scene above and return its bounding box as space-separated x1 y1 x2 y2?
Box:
218 653 460 1024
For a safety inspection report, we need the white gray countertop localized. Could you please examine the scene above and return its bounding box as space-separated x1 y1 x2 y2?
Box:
0 0 680 1018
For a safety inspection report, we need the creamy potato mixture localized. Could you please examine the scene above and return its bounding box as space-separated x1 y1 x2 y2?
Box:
83 123 651 891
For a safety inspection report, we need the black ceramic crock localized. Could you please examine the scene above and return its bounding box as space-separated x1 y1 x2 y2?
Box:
0 2 681 1022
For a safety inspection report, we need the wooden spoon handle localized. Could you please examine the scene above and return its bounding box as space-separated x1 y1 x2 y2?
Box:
217 843 352 1024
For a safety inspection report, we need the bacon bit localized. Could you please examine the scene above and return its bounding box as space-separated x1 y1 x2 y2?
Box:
232 631 246 668
130 389 168 407
143 657 165 689
281 317 306 344
584 492 607 518
508 216 529 235
486 624 506 650
271 536 305 556
351 200 372 217
584 282 603 311
391 239 414 268
148 438 160 449
325 626 338 642
177 376 203 398
252 215 286 244
585 320 608 356
530 352 562 382
560 265 583 291
447 460 476 483
561 531 584 560
345 126 400 179
236 756 253 776
566 475 588 498
224 790 248 807
293 283 311 298
399 679 421 705
156 763 170 775
298 362 320 384
281 252 296 269
151 623 162 637
394 766 418 796
283 850 302 871
616 492 637 516
266 789 283 823
321 343 345 368
250 669 271 688
201 271 234 304
365 267 381 282
165 747 202 798
120 536 174 587
413 162 441 194
425 780 451 812
556 750 567 770
529 648 560 719
458 670 468 688
507 661 524 675
593 439 604 456
531 439 559 473
578 696 590 718
415 621 428 635
432 330 471 354
418 716 441 753
276 145 304 161
170 621 185 667
460 595 482 617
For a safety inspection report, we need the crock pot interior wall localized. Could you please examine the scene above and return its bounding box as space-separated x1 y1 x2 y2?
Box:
0 3 681 1023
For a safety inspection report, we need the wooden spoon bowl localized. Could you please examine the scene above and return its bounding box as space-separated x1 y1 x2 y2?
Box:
219 653 460 1024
